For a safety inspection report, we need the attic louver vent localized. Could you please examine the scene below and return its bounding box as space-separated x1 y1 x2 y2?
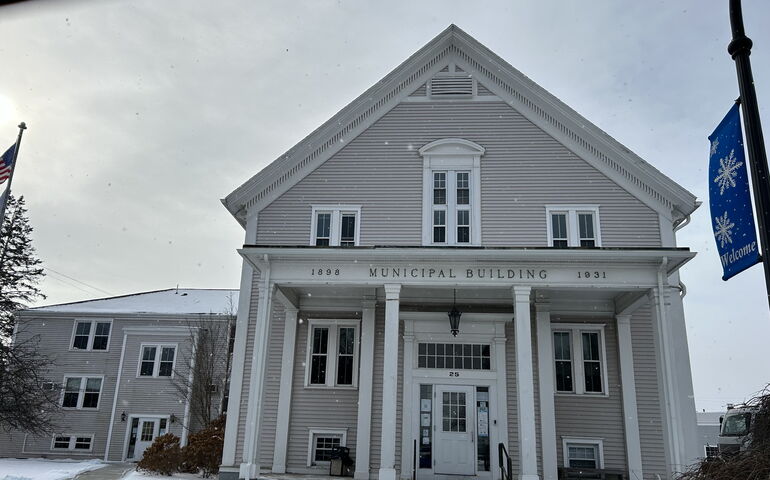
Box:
430 76 474 98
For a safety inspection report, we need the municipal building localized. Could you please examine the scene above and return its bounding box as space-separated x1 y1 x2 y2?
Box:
218 25 702 480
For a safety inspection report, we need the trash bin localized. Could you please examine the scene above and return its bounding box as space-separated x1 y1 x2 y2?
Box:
329 446 353 476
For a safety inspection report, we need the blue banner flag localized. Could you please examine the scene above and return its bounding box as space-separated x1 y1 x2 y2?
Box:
708 103 761 280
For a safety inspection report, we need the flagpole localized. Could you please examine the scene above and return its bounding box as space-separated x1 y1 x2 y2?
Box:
728 0 770 311
0 122 27 227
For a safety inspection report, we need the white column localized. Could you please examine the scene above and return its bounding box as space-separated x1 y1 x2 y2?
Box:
399 323 415 480
535 303 557 480
513 286 539 480
240 272 275 480
616 314 643 480
222 215 258 469
271 304 299 473
355 299 377 480
379 284 401 480
494 324 509 480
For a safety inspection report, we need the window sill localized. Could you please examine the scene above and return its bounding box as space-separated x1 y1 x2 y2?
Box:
554 392 609 399
68 348 110 353
304 385 358 391
61 407 100 411
135 375 175 379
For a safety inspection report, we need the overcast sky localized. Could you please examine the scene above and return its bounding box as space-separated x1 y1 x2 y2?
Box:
1 0 769 412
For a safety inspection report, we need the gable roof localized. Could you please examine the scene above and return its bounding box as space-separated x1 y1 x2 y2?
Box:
223 24 698 226
23 288 239 315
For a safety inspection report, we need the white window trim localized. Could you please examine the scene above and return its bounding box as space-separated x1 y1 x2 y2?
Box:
545 205 602 247
51 433 94 452
61 375 104 410
69 319 113 352
419 138 483 246
136 343 178 379
552 323 609 396
309 205 362 246
307 428 347 467
304 319 360 389
704 445 719 458
562 437 604 469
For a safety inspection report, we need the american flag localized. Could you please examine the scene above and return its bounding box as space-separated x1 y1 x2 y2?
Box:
0 144 15 186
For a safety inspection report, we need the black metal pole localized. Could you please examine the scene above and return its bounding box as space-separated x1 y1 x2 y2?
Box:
0 122 27 228
728 0 770 311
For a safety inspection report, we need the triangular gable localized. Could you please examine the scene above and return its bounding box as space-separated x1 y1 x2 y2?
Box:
223 25 697 226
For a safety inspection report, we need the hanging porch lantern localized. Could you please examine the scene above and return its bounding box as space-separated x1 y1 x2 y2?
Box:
448 289 462 337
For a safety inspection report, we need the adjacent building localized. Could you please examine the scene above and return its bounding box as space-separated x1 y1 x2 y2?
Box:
0 288 237 461
219 25 702 480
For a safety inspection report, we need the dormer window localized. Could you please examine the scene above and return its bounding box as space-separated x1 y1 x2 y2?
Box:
545 206 601 247
419 139 484 246
310 206 361 246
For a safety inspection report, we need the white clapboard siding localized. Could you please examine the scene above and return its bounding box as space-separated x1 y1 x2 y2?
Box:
632 305 667 477
256 101 660 247
234 270 261 462
257 301 286 465
284 312 360 471
553 320 626 470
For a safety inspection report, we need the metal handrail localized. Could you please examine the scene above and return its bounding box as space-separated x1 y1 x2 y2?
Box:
498 443 513 480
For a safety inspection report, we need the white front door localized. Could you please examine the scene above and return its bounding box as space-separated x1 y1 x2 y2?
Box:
132 418 159 460
433 385 475 475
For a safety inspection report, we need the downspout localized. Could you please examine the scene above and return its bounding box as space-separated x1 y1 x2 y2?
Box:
104 332 129 461
657 257 683 470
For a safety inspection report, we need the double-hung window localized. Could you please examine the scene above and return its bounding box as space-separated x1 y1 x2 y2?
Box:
562 438 604 469
431 170 473 244
552 324 607 395
307 429 347 466
419 138 484 246
545 206 601 247
138 344 177 378
71 320 112 351
61 376 103 409
310 206 361 246
306 320 359 388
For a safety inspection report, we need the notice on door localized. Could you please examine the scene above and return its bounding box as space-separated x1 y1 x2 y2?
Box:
478 402 489 437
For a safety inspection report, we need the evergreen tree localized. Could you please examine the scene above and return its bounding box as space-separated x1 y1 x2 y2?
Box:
0 194 45 338
0 194 57 434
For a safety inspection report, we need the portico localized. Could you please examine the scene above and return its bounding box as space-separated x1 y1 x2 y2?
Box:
232 246 693 480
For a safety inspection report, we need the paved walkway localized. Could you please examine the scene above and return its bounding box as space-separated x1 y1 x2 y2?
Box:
73 463 135 480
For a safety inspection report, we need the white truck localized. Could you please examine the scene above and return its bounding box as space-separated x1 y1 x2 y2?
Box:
718 404 759 454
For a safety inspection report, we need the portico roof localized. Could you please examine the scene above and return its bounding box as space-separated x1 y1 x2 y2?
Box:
240 245 693 275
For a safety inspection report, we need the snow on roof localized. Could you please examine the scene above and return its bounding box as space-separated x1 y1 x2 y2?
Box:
697 411 723 426
28 288 239 315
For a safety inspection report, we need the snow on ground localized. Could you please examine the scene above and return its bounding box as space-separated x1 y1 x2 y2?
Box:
121 471 200 480
0 458 106 480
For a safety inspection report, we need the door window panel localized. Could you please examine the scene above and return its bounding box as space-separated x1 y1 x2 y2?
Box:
442 392 467 432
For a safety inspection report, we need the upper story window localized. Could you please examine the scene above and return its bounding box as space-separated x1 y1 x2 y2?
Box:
61 376 103 409
305 319 359 388
310 205 361 246
545 206 601 247
419 139 484 246
71 320 112 351
552 324 607 395
138 344 177 378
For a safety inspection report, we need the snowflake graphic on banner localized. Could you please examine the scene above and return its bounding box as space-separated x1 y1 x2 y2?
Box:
710 138 719 157
713 149 743 195
714 211 735 248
